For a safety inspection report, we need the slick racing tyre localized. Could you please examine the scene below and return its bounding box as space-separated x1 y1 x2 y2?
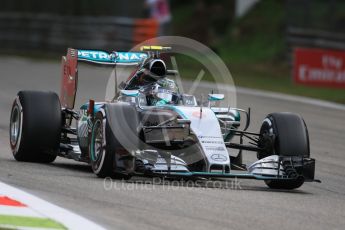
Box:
90 109 135 180
90 113 113 178
9 91 61 163
258 112 310 189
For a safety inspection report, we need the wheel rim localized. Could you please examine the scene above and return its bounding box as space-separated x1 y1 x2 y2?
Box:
94 121 103 160
257 118 275 159
10 104 21 147
91 119 106 173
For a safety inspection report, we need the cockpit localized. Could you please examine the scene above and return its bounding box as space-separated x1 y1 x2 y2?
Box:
115 46 197 107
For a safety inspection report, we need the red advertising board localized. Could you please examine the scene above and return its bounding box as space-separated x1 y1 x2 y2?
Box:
293 48 345 88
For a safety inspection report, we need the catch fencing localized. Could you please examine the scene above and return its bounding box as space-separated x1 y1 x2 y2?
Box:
0 13 158 53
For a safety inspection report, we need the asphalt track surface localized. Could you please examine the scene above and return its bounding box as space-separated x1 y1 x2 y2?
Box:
0 57 345 230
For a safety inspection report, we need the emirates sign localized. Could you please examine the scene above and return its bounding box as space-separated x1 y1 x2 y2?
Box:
293 48 345 88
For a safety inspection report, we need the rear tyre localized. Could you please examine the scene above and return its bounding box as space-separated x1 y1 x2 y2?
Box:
9 91 61 163
258 112 310 189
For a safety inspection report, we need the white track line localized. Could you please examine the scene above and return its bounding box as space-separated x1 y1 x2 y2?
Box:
0 181 105 230
0 206 42 218
190 81 345 111
236 87 345 111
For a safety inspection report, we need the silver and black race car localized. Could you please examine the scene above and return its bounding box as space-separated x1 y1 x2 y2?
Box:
9 46 319 189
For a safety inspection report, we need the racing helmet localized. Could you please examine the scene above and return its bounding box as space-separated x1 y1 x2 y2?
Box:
145 80 179 105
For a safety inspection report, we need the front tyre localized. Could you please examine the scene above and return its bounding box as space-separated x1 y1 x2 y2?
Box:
264 177 305 190
10 91 61 163
90 113 131 180
258 112 310 189
90 113 112 177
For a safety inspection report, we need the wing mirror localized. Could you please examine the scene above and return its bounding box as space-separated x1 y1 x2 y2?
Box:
119 90 140 104
208 94 224 107
120 90 139 97
208 94 225 101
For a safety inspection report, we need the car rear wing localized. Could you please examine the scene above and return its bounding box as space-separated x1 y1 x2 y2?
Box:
77 49 148 65
60 46 172 109
60 48 149 109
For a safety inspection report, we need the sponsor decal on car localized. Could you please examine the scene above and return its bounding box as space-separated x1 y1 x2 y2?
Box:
211 153 228 162
77 50 148 63
198 135 223 139
201 140 224 144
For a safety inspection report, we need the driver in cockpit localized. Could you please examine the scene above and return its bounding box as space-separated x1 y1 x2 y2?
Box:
123 58 179 105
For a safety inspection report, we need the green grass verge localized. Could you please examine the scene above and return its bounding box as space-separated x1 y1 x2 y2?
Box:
218 0 286 63
0 215 67 229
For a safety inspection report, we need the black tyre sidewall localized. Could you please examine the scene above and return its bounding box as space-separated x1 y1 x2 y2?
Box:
258 112 309 189
259 113 309 158
265 177 305 190
90 113 114 178
11 91 61 163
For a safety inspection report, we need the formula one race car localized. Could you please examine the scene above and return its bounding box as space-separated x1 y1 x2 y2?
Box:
9 46 318 189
